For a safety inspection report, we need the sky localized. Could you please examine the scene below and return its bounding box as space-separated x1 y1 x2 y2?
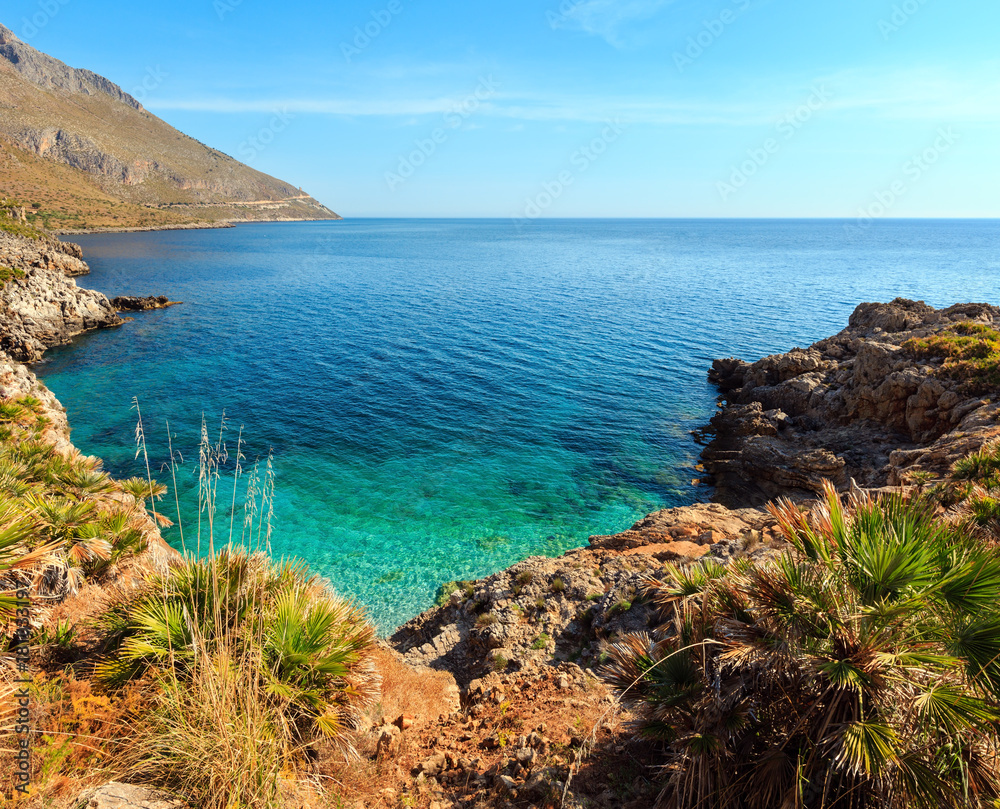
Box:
4 0 999 218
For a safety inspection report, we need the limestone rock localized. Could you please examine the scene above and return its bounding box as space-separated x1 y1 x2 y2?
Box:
0 230 90 276
112 295 179 312
74 783 184 809
702 298 1000 505
391 502 772 684
1 231 121 361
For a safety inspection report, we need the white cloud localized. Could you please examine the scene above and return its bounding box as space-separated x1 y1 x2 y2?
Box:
552 0 677 47
147 65 1000 127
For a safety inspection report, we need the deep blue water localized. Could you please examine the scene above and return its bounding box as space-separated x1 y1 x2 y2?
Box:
34 219 999 629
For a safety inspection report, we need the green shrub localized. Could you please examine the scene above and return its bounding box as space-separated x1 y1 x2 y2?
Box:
94 548 379 807
97 551 377 731
531 633 550 650
904 322 1000 393
608 599 632 616
434 580 463 607
35 618 76 649
550 577 566 593
0 396 148 630
0 265 26 288
603 482 1000 809
0 215 45 240
952 442 1000 485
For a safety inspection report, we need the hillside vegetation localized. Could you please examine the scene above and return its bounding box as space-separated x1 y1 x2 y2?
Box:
605 482 1000 808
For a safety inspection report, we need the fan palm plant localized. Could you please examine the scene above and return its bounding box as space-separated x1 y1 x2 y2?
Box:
58 463 118 499
943 442 1000 545
96 549 378 755
261 569 379 744
0 501 58 626
603 482 1000 809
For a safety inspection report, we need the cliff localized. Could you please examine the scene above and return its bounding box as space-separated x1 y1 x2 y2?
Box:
0 228 122 361
0 23 341 231
0 229 175 571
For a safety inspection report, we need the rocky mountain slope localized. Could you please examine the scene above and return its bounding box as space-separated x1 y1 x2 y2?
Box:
703 298 1000 506
0 23 340 230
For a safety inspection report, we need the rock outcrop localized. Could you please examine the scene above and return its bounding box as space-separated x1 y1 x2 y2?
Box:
0 23 142 109
0 229 88 275
0 231 121 361
391 503 779 685
702 298 1000 506
111 295 179 312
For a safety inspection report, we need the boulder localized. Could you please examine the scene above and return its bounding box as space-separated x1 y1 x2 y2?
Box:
74 783 183 809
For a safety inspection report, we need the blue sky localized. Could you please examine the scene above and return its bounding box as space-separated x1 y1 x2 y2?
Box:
5 0 999 218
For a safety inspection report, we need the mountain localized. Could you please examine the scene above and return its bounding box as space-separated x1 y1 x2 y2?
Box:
0 23 340 230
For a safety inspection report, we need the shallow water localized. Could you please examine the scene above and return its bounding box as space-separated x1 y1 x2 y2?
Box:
36 218 999 629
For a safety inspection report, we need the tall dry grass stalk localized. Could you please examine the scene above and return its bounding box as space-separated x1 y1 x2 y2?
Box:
102 407 378 808
122 648 285 808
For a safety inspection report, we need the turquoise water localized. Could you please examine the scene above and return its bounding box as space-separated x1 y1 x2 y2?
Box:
35 219 999 629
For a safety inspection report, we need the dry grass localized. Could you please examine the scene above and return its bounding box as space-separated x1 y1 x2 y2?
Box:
904 321 1000 393
93 416 380 808
122 651 285 809
371 647 457 726
2 409 380 807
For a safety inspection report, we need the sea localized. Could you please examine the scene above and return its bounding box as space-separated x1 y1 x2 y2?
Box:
34 218 1000 630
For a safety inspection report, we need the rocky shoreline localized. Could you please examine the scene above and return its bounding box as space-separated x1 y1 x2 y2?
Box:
0 230 121 361
702 298 1000 506
387 298 1000 690
3 223 999 808
53 217 342 236
53 222 237 235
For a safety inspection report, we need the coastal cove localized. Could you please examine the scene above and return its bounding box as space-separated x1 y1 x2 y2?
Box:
33 218 1000 629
